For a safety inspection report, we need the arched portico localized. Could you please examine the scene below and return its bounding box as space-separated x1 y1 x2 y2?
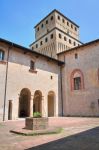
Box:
19 88 31 118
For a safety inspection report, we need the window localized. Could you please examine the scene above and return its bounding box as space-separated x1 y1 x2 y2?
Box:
45 37 48 42
41 24 44 28
74 77 81 90
58 15 60 20
67 22 69 26
74 41 76 46
50 34 53 39
70 69 84 91
32 47 34 50
50 76 53 80
40 41 43 45
62 18 65 23
75 27 77 31
36 44 38 48
0 50 4 60
46 20 48 24
51 16 53 20
30 60 35 70
59 33 62 39
69 39 71 44
71 24 73 28
64 37 66 41
75 53 78 59
37 27 39 31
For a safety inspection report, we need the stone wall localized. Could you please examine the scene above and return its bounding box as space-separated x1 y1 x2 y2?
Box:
59 42 99 116
0 42 62 121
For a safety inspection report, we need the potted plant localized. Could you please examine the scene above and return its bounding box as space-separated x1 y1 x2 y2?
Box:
33 112 41 118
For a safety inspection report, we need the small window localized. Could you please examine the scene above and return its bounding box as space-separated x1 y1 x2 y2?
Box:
69 39 71 44
30 60 35 70
46 20 48 24
50 76 53 80
71 24 73 28
75 27 77 31
62 18 65 23
59 33 62 39
75 53 78 59
58 15 60 20
37 27 39 31
32 47 34 50
67 22 69 26
51 16 53 20
41 24 44 28
36 44 38 48
40 41 43 45
0 50 4 60
50 34 53 39
74 41 76 46
64 37 66 41
74 77 81 90
45 37 48 42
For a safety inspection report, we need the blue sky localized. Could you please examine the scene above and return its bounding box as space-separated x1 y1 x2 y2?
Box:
0 0 99 47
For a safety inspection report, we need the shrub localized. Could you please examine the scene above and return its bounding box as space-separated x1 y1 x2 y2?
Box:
33 112 41 118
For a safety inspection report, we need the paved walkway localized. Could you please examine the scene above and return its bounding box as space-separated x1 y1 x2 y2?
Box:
0 117 99 150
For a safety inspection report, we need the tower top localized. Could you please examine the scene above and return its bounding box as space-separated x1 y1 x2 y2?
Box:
34 9 79 28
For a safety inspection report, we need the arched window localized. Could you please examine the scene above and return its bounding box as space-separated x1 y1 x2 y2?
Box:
0 50 4 60
70 69 84 91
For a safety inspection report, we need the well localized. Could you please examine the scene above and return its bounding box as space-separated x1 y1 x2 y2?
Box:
25 117 48 130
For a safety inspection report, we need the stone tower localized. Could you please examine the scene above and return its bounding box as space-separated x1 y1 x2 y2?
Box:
30 9 82 58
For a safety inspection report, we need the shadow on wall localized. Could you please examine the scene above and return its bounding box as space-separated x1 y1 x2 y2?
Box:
25 127 99 150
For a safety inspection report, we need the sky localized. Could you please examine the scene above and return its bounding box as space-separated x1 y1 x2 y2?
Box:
0 0 99 47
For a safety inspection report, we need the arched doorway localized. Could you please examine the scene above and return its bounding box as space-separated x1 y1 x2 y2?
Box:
33 90 42 115
48 91 55 117
19 88 31 118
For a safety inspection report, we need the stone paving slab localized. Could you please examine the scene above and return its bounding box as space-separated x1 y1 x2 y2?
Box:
0 117 99 150
10 126 62 136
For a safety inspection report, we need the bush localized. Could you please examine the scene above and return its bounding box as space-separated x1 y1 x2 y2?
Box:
33 112 41 118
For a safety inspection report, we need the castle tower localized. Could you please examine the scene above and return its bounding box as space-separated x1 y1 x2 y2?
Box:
30 9 83 58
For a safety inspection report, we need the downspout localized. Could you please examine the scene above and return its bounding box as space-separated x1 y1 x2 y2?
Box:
60 64 64 116
3 44 13 121
59 56 65 117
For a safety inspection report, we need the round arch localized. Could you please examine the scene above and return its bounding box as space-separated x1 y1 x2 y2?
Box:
19 88 31 118
33 90 42 115
70 69 84 91
48 91 55 117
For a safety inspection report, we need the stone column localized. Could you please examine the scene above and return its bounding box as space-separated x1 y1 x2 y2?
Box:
30 94 34 117
41 96 46 117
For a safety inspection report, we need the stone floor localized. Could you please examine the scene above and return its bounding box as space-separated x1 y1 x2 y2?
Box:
0 117 99 150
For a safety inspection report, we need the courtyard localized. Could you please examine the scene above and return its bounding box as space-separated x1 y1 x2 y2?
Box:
0 117 99 150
